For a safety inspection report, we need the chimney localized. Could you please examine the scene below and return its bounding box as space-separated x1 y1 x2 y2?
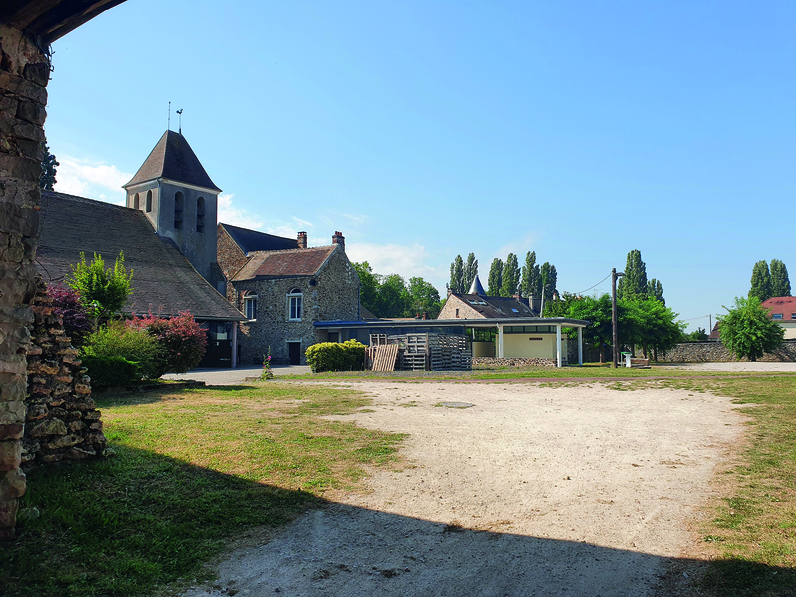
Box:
297 231 307 249
332 231 345 252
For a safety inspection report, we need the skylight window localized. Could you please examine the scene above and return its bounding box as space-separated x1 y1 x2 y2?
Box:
511 308 519 313
773 313 784 320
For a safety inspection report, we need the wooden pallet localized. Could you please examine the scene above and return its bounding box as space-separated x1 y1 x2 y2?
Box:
367 344 399 372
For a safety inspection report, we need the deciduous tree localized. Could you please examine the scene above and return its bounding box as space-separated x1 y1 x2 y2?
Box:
540 262 557 302
769 259 791 297
40 143 58 191
463 253 478 292
646 278 664 304
520 251 541 298
501 253 520 297
449 255 465 294
719 296 785 361
68 251 133 319
487 258 503 296
748 260 772 301
617 249 647 299
408 276 442 318
352 261 379 316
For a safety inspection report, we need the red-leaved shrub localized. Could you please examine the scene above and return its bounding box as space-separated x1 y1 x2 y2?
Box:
47 283 93 348
128 311 207 375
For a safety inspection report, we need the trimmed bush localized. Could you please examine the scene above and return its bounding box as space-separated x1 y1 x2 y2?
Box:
127 311 207 376
306 340 366 373
82 322 162 379
81 355 142 390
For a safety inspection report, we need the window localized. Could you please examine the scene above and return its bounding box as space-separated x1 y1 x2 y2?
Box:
773 313 783 320
174 192 184 229
455 308 460 317
196 196 205 233
792 313 796 320
243 291 257 320
288 288 302 321
146 190 153 212
133 193 140 209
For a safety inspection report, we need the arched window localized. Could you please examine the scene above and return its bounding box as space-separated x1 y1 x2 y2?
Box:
287 288 302 321
146 190 153 212
242 290 257 321
174 192 184 229
133 193 140 210
196 196 205 233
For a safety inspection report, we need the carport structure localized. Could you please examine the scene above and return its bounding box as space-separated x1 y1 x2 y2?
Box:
315 317 590 367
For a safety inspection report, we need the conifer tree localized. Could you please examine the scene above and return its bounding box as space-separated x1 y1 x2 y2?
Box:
449 255 465 294
769 259 791 297
463 253 478 292
487 258 503 296
748 260 772 301
40 143 59 191
501 253 520 297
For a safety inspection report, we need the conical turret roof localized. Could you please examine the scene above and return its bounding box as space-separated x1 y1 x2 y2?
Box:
123 130 221 192
468 275 486 295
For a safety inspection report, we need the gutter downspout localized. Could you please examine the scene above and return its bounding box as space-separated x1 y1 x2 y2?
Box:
231 322 238 368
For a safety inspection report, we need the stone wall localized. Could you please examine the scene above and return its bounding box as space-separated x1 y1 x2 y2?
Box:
438 295 483 320
473 356 557 368
216 224 248 293
0 23 50 540
656 340 796 363
233 246 360 365
23 280 108 464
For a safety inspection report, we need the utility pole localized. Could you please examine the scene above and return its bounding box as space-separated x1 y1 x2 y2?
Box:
612 268 624 368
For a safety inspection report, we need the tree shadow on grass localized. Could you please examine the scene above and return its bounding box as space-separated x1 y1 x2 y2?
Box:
4 445 793 597
92 383 263 408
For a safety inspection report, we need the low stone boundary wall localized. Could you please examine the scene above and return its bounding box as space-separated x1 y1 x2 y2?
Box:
657 340 796 363
23 281 109 465
473 357 557 368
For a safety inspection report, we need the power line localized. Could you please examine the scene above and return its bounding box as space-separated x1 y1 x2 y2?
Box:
573 273 611 295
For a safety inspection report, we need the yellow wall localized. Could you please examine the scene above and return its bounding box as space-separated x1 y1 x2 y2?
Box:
472 341 495 357
780 322 796 340
502 334 567 359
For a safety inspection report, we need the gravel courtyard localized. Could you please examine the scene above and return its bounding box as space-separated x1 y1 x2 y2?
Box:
184 380 743 597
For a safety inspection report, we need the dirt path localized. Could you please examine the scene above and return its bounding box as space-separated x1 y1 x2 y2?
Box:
183 381 742 597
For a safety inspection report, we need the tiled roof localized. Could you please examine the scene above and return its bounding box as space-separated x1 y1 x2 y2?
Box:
123 130 221 191
220 223 297 254
447 293 538 318
38 191 244 321
233 246 337 281
762 296 796 320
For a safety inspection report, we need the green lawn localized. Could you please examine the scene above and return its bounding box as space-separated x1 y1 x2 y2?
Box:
1 383 403 597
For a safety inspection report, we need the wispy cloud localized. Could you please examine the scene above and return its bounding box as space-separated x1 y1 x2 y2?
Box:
346 241 447 290
320 210 369 229
218 193 265 230
494 233 542 261
54 155 131 205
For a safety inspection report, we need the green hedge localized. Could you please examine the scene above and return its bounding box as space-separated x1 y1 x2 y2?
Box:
81 355 142 391
305 340 366 373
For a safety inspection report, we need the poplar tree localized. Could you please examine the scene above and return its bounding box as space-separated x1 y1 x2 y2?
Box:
463 253 478 292
617 249 648 299
487 258 503 296
540 262 557 302
501 253 520 297
769 259 791 297
647 278 664 304
748 260 772 301
449 255 465 294
521 251 541 298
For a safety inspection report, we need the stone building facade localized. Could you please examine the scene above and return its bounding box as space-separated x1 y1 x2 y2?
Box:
230 244 360 365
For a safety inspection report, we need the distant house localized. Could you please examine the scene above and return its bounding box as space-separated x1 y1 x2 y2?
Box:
761 297 796 339
437 275 582 362
228 234 360 365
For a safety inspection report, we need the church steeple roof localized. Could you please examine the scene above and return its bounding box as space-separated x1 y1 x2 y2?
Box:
123 130 221 192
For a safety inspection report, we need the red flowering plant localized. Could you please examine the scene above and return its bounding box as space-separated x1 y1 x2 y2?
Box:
127 311 207 377
47 283 94 348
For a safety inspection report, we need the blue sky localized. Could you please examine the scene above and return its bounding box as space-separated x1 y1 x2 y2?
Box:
46 1 795 331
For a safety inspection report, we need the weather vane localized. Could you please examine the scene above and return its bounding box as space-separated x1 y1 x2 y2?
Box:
176 109 183 134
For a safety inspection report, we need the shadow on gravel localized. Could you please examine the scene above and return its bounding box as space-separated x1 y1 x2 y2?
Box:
5 447 793 597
